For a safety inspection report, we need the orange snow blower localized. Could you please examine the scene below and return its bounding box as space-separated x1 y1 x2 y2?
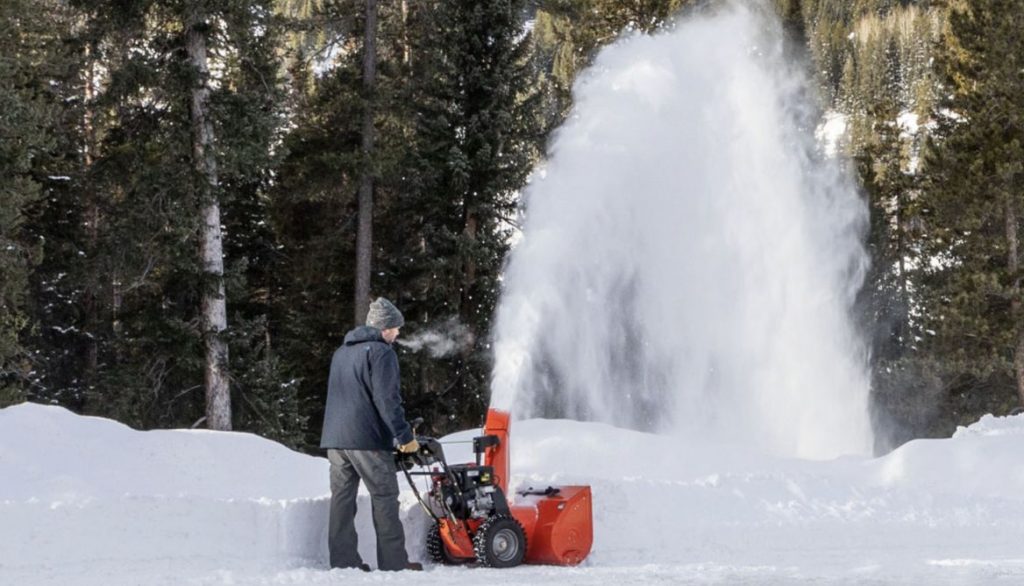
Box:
398 409 593 568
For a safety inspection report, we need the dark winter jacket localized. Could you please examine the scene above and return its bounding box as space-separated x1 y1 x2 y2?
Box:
319 326 414 450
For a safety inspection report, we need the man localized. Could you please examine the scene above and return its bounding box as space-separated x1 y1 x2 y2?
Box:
320 297 422 571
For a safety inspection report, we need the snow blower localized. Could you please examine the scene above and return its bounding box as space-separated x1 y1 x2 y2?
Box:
397 409 593 568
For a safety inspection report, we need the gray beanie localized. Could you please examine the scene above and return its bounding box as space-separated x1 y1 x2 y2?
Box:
366 297 404 330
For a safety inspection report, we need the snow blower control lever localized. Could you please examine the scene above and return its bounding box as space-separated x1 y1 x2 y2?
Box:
396 409 593 568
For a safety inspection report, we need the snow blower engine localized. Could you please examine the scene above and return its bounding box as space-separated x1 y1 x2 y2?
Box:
397 409 593 568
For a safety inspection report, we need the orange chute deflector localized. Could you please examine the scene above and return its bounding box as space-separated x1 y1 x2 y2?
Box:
482 408 594 566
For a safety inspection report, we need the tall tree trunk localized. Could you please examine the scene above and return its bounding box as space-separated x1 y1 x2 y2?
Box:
401 0 411 66
461 211 478 315
186 5 231 431
354 0 378 326
897 182 908 346
1007 193 1024 408
82 51 99 385
459 199 478 360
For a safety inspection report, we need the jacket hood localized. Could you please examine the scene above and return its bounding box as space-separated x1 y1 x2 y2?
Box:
344 325 385 345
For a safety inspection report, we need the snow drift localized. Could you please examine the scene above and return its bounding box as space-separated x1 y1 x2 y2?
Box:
0 403 330 571
4 403 1024 585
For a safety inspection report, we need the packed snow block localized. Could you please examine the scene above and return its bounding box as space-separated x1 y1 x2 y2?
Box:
0 494 434 570
0 495 327 566
0 403 449 572
0 404 337 568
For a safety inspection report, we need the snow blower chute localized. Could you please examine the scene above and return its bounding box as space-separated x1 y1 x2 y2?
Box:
397 409 593 568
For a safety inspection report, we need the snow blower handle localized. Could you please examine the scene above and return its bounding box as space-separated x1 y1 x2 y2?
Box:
394 416 444 468
393 418 425 455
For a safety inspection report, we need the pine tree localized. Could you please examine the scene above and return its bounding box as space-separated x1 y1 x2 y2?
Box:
218 0 304 444
856 97 928 447
15 0 295 434
792 0 948 443
0 0 60 405
16 1 109 412
269 0 418 445
916 0 1024 416
381 0 543 430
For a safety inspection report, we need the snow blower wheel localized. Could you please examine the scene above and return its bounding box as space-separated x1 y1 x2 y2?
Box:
426 523 463 565
473 515 527 568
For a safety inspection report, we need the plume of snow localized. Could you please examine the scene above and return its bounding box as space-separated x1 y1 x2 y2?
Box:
490 1 872 459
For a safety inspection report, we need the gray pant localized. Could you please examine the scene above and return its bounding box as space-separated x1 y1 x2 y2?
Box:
327 448 409 571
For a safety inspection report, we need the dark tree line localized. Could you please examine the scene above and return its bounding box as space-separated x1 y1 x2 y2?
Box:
1 0 544 449
794 0 1024 447
2 0 1022 452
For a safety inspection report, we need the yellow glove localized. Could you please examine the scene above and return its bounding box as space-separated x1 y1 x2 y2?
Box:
398 439 420 453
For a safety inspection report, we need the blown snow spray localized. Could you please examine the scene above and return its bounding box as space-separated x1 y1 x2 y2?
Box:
490 2 872 459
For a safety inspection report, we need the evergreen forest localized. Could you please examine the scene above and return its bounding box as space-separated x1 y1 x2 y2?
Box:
2 0 1022 452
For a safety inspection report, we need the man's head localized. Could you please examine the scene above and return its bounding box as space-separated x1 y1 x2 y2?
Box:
366 297 404 343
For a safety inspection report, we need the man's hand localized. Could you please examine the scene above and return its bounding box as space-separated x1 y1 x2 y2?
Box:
398 439 420 453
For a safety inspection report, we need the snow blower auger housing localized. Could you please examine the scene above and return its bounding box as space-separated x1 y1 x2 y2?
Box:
397 409 593 568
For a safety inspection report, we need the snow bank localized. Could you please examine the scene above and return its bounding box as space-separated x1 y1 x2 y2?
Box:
4 403 1024 584
870 413 1024 499
0 403 325 502
953 413 1024 438
0 403 331 570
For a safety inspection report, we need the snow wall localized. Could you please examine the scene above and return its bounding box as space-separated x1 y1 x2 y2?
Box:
0 404 429 574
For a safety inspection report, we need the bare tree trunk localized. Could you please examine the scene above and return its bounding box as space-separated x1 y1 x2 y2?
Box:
897 184 908 345
186 5 231 431
82 51 99 382
459 203 478 359
462 212 478 312
1007 194 1024 408
112 274 122 339
401 0 411 66
354 0 378 326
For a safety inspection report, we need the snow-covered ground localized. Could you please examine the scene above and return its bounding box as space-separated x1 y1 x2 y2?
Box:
3 403 1024 585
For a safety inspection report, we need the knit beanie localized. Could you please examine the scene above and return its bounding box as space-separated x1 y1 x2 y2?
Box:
366 297 405 330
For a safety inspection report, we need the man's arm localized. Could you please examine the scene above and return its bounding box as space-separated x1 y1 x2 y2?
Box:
369 347 414 446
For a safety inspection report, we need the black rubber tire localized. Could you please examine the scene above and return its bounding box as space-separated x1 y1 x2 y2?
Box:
426 522 462 565
473 515 527 568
